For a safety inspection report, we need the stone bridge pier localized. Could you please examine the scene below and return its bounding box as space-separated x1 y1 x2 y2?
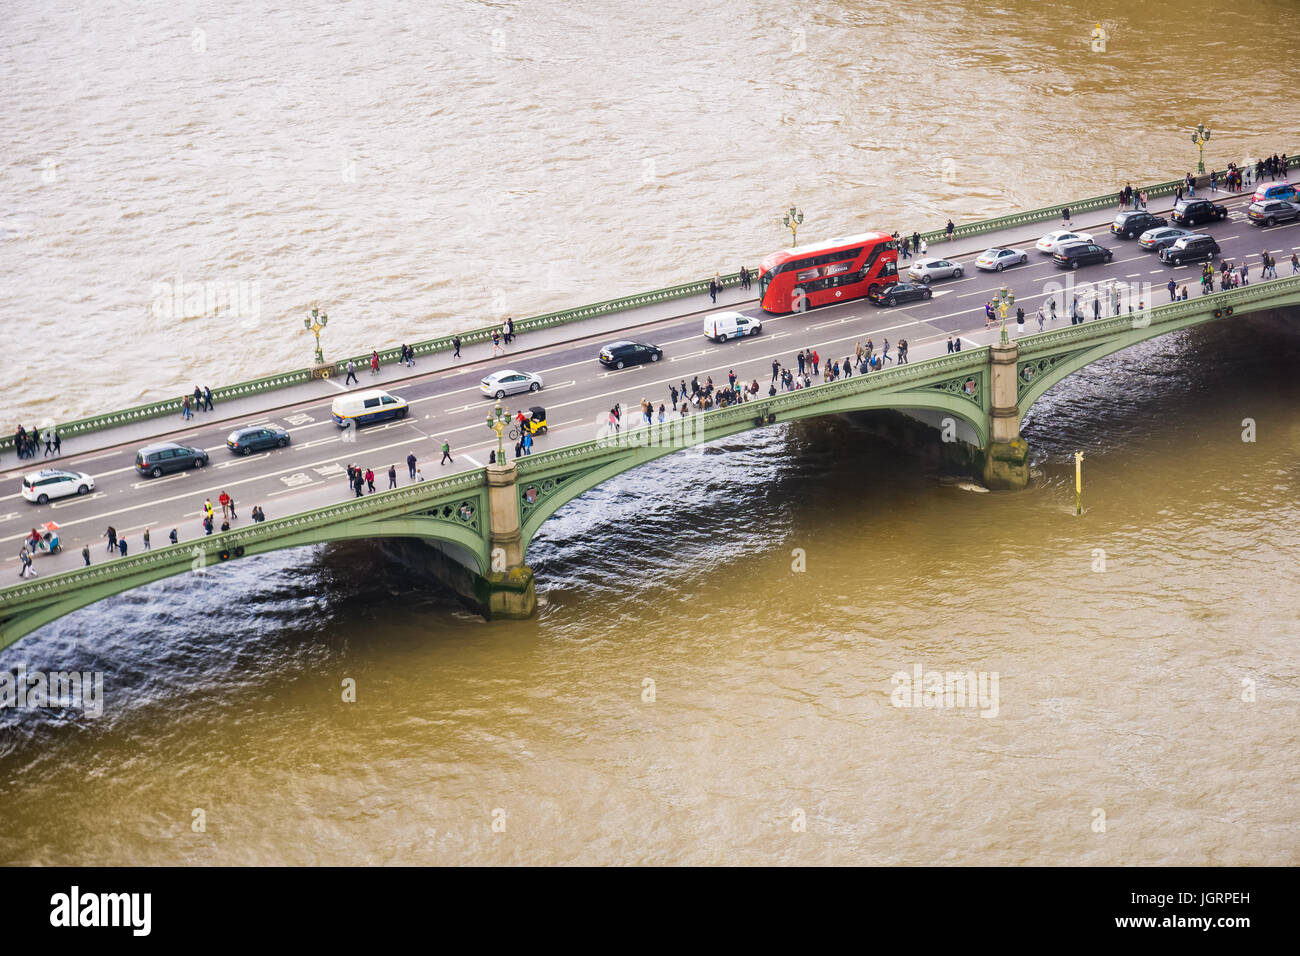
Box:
482 462 538 618
984 339 1030 489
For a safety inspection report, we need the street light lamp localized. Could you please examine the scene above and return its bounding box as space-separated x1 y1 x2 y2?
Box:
1191 123 1211 175
782 206 804 246
486 401 508 463
303 307 329 365
996 283 1016 345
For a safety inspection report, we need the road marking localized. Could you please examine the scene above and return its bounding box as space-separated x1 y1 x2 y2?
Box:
129 473 188 489
51 492 106 508
463 454 483 467
268 482 322 497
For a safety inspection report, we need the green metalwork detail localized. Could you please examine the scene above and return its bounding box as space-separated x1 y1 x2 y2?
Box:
1017 351 1088 400
929 370 983 406
12 154 1296 456
422 495 484 532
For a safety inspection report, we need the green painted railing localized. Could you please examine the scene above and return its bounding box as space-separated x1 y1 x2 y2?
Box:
5 154 1295 454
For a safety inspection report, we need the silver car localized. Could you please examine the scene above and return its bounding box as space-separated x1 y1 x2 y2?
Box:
907 257 964 283
974 247 1028 272
480 369 544 399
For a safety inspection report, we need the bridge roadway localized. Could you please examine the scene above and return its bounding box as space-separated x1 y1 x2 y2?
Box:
3 186 1299 580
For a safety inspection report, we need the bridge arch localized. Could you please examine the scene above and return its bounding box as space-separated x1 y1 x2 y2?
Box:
0 514 490 653
518 389 988 554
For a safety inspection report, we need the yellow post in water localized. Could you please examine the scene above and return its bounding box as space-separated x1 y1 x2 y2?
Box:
1074 451 1084 515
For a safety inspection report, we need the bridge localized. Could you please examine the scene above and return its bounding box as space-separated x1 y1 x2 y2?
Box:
3 163 1299 648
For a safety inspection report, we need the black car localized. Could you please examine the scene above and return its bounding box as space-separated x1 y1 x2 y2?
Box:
135 442 210 477
868 281 932 306
1111 211 1168 238
1052 242 1114 269
226 425 291 455
598 341 663 368
1170 199 1228 227
1158 234 1220 266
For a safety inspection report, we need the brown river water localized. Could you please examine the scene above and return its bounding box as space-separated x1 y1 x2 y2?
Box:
0 0 1297 865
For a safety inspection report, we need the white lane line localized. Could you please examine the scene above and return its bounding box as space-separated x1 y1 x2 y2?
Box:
321 376 346 391
463 454 483 467
268 483 322 497
129 473 189 489
51 492 106 509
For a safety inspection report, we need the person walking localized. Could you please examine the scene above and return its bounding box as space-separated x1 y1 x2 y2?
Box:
407 452 417 479
771 359 780 383
1168 278 1177 302
18 548 35 579
811 349 820 376
118 537 128 557
944 219 955 240
51 431 61 455
1061 206 1071 225
345 359 358 384
181 394 192 420
1291 253 1299 275
388 464 397 489
104 525 117 553
708 276 718 304
522 431 532 456
492 330 503 356
657 403 666 423
352 469 365 498
370 350 380 375
143 528 151 550
203 514 214 535
440 440 453 465
947 336 955 353
1036 305 1045 331
452 334 461 359
169 528 178 545
219 490 231 520
82 544 91 566
365 467 375 493
203 386 214 411
43 431 53 456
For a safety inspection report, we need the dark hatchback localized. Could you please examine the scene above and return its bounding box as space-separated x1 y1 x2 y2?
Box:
868 281 932 306
1170 199 1228 226
1052 242 1114 269
1111 211 1168 238
135 442 210 477
598 341 663 368
226 425 291 455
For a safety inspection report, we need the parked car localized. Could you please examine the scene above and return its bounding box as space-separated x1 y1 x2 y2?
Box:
1246 199 1300 227
135 442 209 478
21 469 95 504
1250 182 1298 205
1111 211 1168 238
330 389 409 428
703 311 762 342
1137 226 1193 251
867 281 932 306
1170 199 1227 226
907 257 963 283
1052 241 1114 269
1035 230 1094 253
226 425 291 455
1158 234 1220 266
480 369 543 399
598 341 663 368
974 247 1028 271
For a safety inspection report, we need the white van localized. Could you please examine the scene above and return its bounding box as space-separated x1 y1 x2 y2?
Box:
330 389 409 427
703 310 762 342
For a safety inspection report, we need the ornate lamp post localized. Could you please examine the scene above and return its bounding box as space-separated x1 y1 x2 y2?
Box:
782 206 804 246
1191 123 1211 175
995 283 1016 344
486 401 508 464
303 307 329 366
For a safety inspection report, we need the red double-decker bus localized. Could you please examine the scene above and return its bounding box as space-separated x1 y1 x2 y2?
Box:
757 231 899 314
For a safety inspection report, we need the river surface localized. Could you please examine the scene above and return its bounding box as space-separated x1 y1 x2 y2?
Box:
1 0 1298 865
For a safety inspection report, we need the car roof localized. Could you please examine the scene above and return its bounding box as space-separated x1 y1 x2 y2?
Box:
914 257 946 265
139 441 190 453
603 341 635 349
1057 241 1092 252
24 469 75 479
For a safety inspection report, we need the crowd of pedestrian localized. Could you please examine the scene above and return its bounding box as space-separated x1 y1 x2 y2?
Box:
181 385 215 420
11 425 60 459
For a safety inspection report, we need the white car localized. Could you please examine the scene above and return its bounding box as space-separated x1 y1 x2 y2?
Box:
481 369 544 399
907 257 964 283
974 247 1029 271
1035 230 1093 253
22 469 95 504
